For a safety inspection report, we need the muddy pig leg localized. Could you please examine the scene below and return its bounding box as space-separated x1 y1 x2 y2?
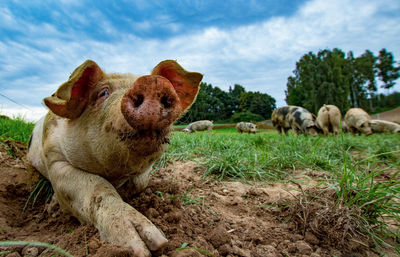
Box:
283 127 289 136
48 161 167 257
276 126 282 135
323 126 329 137
291 125 299 136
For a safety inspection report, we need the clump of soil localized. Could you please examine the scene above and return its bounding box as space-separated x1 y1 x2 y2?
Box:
0 143 396 257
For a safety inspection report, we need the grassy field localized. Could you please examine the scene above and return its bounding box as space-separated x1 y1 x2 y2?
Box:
1 117 399 253
158 130 400 180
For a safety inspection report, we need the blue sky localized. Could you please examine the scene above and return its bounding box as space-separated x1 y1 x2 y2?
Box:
1 0 399 121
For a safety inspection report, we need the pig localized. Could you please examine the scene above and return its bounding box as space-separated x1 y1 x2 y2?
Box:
272 106 319 136
27 59 203 256
344 108 372 136
236 122 257 134
316 104 341 136
370 119 400 134
182 120 213 133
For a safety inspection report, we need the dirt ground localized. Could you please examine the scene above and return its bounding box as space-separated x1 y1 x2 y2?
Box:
0 142 397 257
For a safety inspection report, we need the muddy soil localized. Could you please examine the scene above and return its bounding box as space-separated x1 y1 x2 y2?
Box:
0 142 396 257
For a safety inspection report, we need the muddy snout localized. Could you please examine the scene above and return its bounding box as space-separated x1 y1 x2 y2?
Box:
121 75 182 131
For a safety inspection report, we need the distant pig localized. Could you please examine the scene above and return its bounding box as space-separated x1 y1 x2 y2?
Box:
272 106 319 136
182 120 213 133
316 104 341 136
27 60 203 256
344 108 372 136
236 122 257 134
370 119 400 134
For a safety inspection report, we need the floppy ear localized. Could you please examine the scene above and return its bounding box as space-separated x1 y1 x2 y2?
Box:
152 60 203 111
44 60 104 119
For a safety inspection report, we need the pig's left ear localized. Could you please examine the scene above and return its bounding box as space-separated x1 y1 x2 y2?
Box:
44 60 104 119
152 60 203 111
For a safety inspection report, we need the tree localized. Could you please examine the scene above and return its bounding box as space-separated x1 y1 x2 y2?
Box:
229 84 245 110
376 48 400 90
285 48 397 113
178 82 276 123
239 91 276 119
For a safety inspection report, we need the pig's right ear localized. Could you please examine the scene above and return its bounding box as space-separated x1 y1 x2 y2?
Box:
152 60 203 112
44 60 104 119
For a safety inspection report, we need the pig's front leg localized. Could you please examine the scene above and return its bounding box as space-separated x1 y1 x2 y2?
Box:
48 161 167 257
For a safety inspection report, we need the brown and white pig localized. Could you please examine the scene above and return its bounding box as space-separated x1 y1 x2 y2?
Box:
344 108 372 136
272 106 319 136
236 122 257 134
27 60 203 256
316 104 341 136
182 120 213 133
370 119 400 134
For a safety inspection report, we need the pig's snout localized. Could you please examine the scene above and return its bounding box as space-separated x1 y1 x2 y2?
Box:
121 75 182 131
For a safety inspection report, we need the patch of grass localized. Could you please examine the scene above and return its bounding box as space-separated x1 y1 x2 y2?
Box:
0 116 34 144
176 242 216 257
23 178 53 212
169 186 206 206
158 132 400 182
329 151 400 253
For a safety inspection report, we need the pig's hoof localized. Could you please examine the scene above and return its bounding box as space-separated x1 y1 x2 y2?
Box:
99 206 168 256
45 195 59 215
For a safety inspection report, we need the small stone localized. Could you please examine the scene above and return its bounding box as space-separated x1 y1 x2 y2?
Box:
296 240 312 255
253 244 278 257
291 234 304 242
287 242 297 253
22 246 39 257
310 253 321 257
305 231 320 245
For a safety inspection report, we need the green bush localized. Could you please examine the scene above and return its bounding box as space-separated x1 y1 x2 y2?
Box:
230 111 264 122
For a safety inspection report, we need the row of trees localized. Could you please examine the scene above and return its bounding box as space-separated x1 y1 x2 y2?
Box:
178 83 276 123
285 48 400 114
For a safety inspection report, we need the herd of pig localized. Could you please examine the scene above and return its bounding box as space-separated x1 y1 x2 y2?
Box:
24 60 399 256
182 120 257 134
272 104 400 136
182 105 400 136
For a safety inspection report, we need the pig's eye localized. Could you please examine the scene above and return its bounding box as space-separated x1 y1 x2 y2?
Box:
98 88 109 98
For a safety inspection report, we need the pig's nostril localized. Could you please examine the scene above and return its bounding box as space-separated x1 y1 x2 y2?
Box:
131 94 144 108
161 95 173 109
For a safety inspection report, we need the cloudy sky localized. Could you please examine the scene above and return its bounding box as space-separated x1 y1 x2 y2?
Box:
1 0 399 121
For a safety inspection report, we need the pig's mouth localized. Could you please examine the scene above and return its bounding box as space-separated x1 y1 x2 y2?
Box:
118 128 171 154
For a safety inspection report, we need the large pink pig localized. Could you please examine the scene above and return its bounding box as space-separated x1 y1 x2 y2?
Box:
27 60 202 256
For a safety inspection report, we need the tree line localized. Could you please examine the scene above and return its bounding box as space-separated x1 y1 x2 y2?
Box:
285 48 400 114
177 83 276 124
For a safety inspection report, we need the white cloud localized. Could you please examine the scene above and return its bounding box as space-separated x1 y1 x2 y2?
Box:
0 0 399 122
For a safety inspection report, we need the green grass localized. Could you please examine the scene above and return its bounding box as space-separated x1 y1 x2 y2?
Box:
0 116 34 143
157 131 400 181
328 152 400 253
